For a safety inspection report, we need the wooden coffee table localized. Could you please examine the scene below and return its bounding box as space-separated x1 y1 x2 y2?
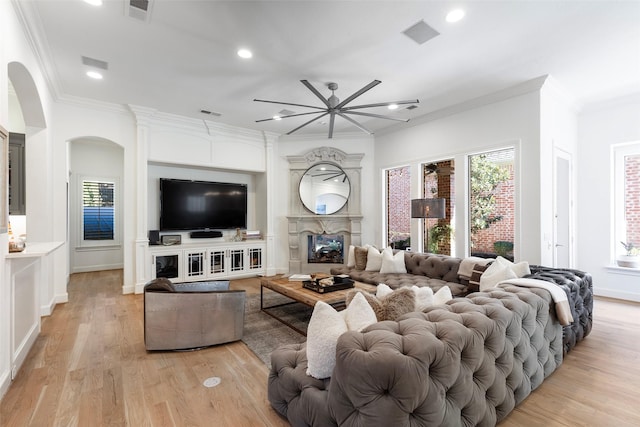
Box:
260 276 376 335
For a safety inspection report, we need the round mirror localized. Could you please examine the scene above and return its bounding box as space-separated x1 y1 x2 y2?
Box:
299 162 350 214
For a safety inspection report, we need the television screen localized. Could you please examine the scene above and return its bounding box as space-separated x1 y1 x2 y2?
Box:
159 179 247 231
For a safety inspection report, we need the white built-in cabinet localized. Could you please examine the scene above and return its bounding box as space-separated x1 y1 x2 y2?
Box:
149 241 265 283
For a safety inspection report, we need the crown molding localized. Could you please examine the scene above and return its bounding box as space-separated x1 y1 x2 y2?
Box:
11 0 64 102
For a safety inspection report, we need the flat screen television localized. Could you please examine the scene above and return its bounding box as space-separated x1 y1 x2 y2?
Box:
159 178 247 231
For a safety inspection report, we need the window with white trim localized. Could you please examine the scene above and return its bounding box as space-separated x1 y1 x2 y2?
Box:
613 142 640 261
82 179 115 243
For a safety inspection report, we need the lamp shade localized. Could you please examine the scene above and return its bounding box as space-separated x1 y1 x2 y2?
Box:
411 198 446 219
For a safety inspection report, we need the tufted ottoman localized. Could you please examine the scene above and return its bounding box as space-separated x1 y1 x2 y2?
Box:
268 286 563 427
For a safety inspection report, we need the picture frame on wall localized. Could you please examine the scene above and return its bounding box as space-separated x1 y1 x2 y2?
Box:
0 125 7 233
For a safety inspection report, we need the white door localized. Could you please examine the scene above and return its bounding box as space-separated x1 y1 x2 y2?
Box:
554 149 573 268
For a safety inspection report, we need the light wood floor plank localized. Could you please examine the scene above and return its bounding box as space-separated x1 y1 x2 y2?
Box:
1 270 639 426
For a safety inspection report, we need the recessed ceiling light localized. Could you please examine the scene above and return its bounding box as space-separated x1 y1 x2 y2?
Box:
446 9 465 23
86 70 103 80
83 0 103 6
387 103 399 110
273 115 281 121
237 48 253 59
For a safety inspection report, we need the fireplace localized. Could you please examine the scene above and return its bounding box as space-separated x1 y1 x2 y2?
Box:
308 234 344 264
287 147 364 274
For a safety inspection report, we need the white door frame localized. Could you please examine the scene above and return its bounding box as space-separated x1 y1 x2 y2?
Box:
553 147 574 268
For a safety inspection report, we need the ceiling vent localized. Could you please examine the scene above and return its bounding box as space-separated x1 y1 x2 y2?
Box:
127 0 153 22
81 56 108 70
406 105 419 110
278 109 296 116
402 20 440 45
200 109 222 117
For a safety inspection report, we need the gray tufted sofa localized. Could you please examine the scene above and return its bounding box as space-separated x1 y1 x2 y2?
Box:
331 252 593 355
269 286 564 427
331 252 467 295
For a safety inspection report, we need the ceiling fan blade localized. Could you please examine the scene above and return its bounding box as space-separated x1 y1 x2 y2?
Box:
345 111 410 122
253 99 326 111
336 112 373 134
255 111 325 123
342 99 420 111
286 112 329 135
328 112 336 139
334 80 381 109
300 80 331 108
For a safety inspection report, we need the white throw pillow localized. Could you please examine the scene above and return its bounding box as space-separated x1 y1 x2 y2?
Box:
376 283 394 299
306 302 348 379
306 293 378 379
433 286 453 305
379 248 407 274
365 246 383 271
411 286 434 311
479 259 518 291
496 256 531 277
342 292 378 332
346 245 356 268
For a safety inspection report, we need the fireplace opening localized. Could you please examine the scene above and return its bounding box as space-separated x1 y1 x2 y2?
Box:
308 234 344 264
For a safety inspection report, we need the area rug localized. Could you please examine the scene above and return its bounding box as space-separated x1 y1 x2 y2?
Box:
242 290 312 367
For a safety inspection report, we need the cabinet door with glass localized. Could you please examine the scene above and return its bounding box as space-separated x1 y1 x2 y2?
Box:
247 246 263 271
184 250 206 280
152 252 182 282
207 248 227 278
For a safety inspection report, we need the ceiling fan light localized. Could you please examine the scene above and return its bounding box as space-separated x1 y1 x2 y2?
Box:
446 9 465 23
387 103 399 110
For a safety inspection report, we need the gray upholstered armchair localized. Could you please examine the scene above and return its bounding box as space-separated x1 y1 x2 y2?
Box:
144 278 245 351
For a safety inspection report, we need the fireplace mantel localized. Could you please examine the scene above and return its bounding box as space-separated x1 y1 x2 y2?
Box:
287 147 364 273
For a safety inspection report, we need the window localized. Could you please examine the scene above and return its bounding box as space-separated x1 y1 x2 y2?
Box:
385 166 411 249
421 161 455 254
468 148 515 259
613 142 640 260
82 180 115 241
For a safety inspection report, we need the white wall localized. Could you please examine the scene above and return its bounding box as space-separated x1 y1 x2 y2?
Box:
577 95 640 301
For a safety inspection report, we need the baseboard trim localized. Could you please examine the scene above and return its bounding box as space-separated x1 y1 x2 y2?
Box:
594 288 640 303
0 369 10 402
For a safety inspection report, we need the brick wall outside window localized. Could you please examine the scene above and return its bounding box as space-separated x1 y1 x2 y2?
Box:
387 166 411 245
625 154 640 246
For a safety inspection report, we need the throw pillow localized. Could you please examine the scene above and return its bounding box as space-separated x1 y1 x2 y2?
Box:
469 262 491 292
479 258 518 291
354 246 369 270
347 287 416 322
342 292 378 332
346 245 356 268
306 293 378 379
365 246 383 271
376 283 394 299
496 256 531 277
306 301 348 379
432 286 453 305
411 285 434 311
379 248 407 274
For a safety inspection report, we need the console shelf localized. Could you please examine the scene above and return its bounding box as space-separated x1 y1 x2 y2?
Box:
149 240 265 283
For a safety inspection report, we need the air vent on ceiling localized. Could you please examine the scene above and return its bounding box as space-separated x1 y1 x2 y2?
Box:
279 109 296 116
406 105 419 110
81 56 109 70
402 20 440 45
127 0 153 22
200 109 222 117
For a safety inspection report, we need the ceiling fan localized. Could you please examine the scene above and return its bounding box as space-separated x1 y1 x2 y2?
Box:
254 80 419 138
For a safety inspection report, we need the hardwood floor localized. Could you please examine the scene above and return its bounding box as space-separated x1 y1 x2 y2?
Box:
1 270 639 426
